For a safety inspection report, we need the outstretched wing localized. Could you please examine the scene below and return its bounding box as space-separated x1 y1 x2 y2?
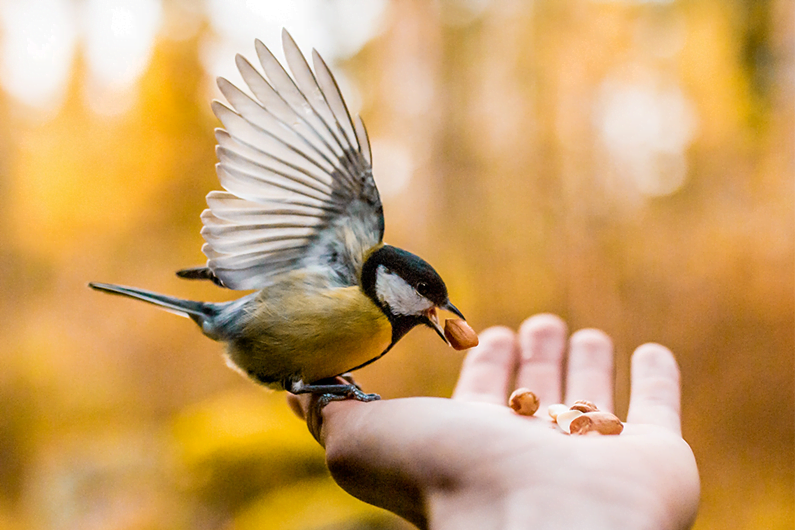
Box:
183 30 383 290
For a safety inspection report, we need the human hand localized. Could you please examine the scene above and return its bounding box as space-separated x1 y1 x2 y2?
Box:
288 314 700 530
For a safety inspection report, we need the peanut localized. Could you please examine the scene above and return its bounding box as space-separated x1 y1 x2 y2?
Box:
509 388 539 416
570 400 598 413
444 319 479 350
569 411 624 436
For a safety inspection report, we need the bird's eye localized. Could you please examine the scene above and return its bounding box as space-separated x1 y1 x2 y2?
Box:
416 282 429 296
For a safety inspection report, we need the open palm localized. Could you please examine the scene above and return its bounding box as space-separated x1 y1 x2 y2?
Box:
290 314 700 530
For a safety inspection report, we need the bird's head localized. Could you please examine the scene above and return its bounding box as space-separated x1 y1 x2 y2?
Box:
361 245 464 345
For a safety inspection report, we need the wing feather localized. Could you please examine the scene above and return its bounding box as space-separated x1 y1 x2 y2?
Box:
311 50 361 166
212 101 340 187
281 31 360 165
218 77 351 185
232 57 359 195
216 165 330 204
206 189 340 216
354 114 372 166
217 146 332 197
209 248 306 270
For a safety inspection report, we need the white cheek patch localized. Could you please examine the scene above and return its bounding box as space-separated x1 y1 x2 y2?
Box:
375 265 433 316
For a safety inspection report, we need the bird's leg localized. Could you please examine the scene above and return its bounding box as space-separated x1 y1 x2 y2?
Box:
288 377 380 444
289 377 380 407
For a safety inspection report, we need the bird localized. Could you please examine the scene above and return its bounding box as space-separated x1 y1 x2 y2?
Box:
89 29 465 403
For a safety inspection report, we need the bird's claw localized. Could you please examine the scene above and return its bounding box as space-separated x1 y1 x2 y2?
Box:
291 376 377 404
316 386 380 408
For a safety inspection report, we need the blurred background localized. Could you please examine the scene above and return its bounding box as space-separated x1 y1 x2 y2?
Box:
0 0 791 528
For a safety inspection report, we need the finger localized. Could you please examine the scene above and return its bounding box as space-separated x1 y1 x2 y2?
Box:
626 343 682 434
515 314 567 410
564 328 615 412
452 326 517 404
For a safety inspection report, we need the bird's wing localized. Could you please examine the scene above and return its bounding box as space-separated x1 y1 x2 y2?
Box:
191 30 383 290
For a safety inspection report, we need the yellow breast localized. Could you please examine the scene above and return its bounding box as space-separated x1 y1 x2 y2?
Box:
226 282 393 386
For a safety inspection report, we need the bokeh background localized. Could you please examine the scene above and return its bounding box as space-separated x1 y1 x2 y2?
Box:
0 0 792 528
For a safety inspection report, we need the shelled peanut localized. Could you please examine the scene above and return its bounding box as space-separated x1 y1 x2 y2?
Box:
569 400 598 413
569 412 623 435
509 388 539 416
547 401 623 435
444 319 479 350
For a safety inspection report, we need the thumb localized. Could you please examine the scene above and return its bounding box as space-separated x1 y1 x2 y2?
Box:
285 393 441 528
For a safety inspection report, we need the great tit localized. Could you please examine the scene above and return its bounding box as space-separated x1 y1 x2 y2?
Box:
89 30 464 403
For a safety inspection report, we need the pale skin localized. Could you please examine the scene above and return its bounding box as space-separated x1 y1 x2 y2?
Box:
288 314 700 530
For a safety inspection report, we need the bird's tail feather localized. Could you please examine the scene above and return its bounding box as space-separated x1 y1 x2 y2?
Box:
88 282 210 321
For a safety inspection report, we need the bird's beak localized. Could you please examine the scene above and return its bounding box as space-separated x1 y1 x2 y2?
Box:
441 300 465 320
423 301 466 345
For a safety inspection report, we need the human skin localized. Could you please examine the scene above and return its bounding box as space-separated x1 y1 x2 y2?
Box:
288 314 700 530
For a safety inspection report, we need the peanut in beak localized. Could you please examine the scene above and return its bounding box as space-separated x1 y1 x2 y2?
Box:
444 318 479 350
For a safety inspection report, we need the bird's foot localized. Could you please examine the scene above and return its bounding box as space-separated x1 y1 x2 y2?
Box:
289 378 380 444
290 377 381 406
317 386 380 408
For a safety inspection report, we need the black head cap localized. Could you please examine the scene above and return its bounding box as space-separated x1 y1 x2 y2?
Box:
361 245 463 343
361 246 446 304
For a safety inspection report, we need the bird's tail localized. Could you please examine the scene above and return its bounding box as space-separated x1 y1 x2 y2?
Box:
88 282 215 326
